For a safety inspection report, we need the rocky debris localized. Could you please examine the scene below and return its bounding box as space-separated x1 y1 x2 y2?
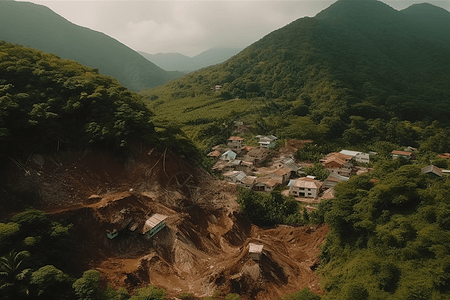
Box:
1 146 327 299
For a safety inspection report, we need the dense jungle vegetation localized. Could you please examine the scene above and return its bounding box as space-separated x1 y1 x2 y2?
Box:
0 41 196 162
141 0 450 153
314 160 450 299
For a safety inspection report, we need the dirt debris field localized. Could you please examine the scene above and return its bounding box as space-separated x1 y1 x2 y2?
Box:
1 146 328 299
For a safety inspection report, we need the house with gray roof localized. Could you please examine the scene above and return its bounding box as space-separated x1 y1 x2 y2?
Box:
220 150 237 161
421 165 442 178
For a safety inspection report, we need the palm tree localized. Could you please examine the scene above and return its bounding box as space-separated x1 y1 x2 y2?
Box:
0 250 31 299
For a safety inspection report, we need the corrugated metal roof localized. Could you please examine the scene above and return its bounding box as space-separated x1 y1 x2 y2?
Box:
223 171 237 177
340 150 361 156
207 150 221 157
321 152 353 162
291 177 320 189
256 177 278 187
212 160 227 170
142 214 168 234
257 135 277 142
392 150 413 156
222 150 237 160
224 171 247 182
247 147 269 157
242 176 257 185
235 171 247 182
421 165 442 176
226 159 242 166
271 167 291 177
328 173 350 181
228 136 244 141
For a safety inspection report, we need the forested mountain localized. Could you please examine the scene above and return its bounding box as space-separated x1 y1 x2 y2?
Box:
0 1 182 91
0 42 195 161
142 0 450 151
139 47 243 72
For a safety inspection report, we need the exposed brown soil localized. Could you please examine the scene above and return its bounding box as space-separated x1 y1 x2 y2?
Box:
1 146 328 299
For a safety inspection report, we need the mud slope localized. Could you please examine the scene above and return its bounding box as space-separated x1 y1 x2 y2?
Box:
1 146 328 299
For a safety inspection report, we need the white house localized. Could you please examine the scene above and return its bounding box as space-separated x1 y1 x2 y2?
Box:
288 177 322 198
340 150 370 164
256 135 278 149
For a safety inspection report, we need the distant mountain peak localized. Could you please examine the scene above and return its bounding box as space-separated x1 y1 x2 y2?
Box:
401 2 450 16
139 48 243 72
315 0 397 21
0 1 179 91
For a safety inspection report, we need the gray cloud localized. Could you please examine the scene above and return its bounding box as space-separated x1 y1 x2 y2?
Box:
17 0 450 56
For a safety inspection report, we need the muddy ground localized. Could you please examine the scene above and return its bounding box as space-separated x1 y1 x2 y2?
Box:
1 146 327 299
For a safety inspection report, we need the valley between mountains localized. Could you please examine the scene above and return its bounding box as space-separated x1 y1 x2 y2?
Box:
2 0 450 299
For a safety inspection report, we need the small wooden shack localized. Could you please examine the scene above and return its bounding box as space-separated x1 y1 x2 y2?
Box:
142 213 168 239
249 243 264 261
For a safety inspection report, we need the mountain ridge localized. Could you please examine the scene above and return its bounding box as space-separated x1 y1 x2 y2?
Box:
0 1 181 91
139 47 243 72
141 0 450 149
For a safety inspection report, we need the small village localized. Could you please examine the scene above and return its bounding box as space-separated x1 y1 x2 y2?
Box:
206 133 446 211
103 132 448 244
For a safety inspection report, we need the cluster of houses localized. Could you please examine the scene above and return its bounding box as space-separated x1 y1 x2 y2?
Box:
209 136 450 204
208 135 374 202
209 135 289 193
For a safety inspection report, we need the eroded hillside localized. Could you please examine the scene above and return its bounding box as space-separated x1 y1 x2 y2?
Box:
1 146 327 299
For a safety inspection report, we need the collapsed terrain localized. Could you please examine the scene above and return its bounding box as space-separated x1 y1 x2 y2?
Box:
1 146 327 299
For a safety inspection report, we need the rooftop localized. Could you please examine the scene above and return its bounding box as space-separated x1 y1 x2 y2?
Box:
421 165 442 177
321 152 353 165
249 243 264 253
272 166 291 176
228 136 244 141
142 214 168 234
392 150 413 156
207 150 221 157
256 177 278 187
223 171 247 182
247 147 270 157
291 177 321 189
340 150 363 156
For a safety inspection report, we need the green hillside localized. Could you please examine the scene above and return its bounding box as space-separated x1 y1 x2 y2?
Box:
141 0 450 151
0 42 195 161
307 161 450 300
0 1 182 92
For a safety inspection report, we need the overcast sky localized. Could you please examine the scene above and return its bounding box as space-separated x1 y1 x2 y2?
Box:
15 0 450 57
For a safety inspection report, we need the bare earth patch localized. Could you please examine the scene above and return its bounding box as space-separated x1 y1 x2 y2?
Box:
1 146 328 299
